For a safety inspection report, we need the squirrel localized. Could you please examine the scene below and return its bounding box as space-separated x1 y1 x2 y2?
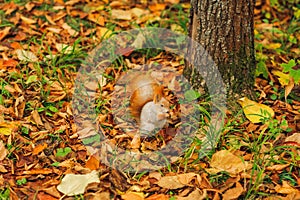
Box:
129 74 169 135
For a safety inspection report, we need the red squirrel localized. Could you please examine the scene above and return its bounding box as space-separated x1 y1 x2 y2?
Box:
129 74 169 134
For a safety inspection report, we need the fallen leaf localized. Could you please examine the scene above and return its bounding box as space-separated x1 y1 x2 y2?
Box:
88 13 105 26
23 168 53 175
222 182 243 200
85 155 100 170
275 181 298 194
16 49 38 62
121 191 145 200
146 194 169 200
111 10 132 20
0 140 8 161
157 173 200 189
284 132 300 144
272 70 290 86
237 97 275 123
207 150 251 176
62 23 78 36
55 43 73 54
25 75 38 85
20 15 37 24
36 192 58 200
0 27 11 41
148 3 166 12
285 78 294 101
175 189 207 200
31 110 44 126
266 163 290 171
57 171 100 196
32 143 48 155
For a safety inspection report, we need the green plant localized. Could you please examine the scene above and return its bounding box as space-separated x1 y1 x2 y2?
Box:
0 188 10 200
56 147 72 157
16 178 27 186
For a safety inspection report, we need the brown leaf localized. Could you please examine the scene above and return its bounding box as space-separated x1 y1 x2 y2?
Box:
20 15 37 24
121 191 145 200
32 143 48 155
23 168 53 175
0 27 11 41
149 3 167 12
85 155 100 170
266 163 290 171
275 181 298 194
176 189 207 200
146 194 169 200
88 13 105 26
0 141 8 161
32 110 44 126
207 150 252 176
37 192 58 200
222 182 244 200
157 173 199 189
285 78 294 101
111 10 132 20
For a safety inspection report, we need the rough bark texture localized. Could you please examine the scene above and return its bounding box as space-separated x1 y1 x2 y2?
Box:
185 0 256 107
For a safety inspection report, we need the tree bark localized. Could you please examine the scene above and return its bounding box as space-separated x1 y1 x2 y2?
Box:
185 0 256 108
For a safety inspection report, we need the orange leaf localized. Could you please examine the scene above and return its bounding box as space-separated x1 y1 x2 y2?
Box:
149 3 166 12
3 59 18 67
85 155 100 170
32 143 48 155
37 192 58 200
88 13 105 26
23 168 53 175
0 27 11 41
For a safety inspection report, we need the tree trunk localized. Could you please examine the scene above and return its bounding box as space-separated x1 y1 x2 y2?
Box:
185 0 256 108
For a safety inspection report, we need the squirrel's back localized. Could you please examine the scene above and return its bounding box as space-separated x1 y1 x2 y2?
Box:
129 75 164 121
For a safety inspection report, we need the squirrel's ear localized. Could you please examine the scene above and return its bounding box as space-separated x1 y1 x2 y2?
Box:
153 94 160 103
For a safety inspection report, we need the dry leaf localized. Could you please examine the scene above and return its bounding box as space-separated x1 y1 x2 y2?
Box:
157 175 185 189
62 23 78 36
207 150 251 176
57 171 100 196
146 194 169 200
222 182 243 200
16 49 38 62
55 43 73 54
111 10 132 20
285 78 294 101
121 191 145 200
275 181 298 194
88 13 105 26
85 155 100 170
89 192 110 200
20 15 37 24
237 97 275 123
157 173 199 189
0 140 8 161
31 110 44 126
285 132 300 144
23 168 53 175
0 27 11 41
266 163 290 171
175 189 207 200
32 143 48 155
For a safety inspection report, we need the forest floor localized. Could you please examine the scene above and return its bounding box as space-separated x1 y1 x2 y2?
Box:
0 0 299 199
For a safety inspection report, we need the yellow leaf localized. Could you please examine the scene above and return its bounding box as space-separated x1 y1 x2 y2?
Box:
272 70 290 86
237 97 275 123
207 150 251 176
121 191 145 200
267 43 281 49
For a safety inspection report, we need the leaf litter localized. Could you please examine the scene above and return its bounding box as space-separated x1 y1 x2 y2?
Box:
0 0 299 199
